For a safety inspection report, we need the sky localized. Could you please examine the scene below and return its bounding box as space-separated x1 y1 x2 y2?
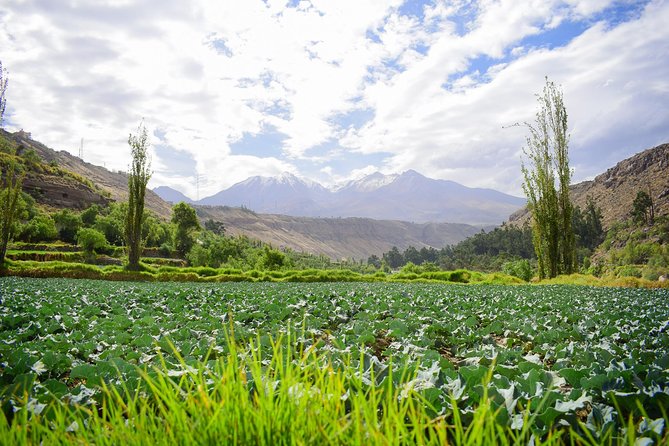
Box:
1 0 668 200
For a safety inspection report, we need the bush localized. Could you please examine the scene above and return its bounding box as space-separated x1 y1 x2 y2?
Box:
76 228 109 256
617 265 642 278
502 259 533 282
53 209 82 243
19 214 58 242
257 247 289 271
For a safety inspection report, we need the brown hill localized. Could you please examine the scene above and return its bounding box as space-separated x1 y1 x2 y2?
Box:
196 206 483 260
509 143 669 229
1 129 172 219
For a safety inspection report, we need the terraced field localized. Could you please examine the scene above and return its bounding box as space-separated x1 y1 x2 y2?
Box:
1 278 668 443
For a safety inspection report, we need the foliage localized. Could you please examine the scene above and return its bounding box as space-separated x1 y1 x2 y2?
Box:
0 279 667 444
0 158 24 270
593 215 669 280
171 202 200 258
572 197 604 252
257 245 289 270
20 148 41 165
18 212 57 243
52 208 82 244
142 213 171 248
382 246 404 269
377 224 535 273
80 204 100 227
521 78 575 279
125 122 151 270
94 202 126 246
632 190 654 225
502 259 533 282
204 218 225 235
76 227 109 256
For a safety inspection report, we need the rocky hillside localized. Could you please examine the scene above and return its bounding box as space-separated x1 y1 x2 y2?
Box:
1 129 172 219
509 143 669 229
195 206 483 260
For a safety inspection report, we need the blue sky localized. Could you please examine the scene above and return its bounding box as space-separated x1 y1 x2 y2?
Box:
1 0 667 199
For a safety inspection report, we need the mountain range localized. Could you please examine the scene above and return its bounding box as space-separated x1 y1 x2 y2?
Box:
155 170 526 225
4 128 666 260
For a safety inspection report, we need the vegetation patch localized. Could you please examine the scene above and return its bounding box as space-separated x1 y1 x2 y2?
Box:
0 278 667 444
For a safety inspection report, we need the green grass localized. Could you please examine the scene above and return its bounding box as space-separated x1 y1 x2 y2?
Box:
3 332 659 445
4 259 524 285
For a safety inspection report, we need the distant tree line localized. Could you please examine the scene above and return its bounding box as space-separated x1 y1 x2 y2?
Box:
375 198 605 277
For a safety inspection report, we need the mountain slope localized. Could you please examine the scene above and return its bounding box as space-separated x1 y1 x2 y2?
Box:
153 186 194 204
509 143 669 229
199 172 331 216
173 170 525 225
331 170 525 224
4 129 173 219
195 206 482 260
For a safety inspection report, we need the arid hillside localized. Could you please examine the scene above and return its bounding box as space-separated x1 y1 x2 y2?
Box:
509 143 669 229
196 206 484 260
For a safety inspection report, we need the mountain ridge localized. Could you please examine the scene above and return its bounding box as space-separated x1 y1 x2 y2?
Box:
508 143 669 228
194 205 486 260
157 169 526 225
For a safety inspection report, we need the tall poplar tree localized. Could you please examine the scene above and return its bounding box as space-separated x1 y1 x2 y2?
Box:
521 78 575 279
0 61 23 273
0 160 24 273
125 122 151 270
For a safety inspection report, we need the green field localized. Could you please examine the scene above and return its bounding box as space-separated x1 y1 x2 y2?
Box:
1 278 668 444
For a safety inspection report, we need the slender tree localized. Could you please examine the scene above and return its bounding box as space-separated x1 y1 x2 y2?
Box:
521 78 575 279
0 159 24 272
125 122 151 270
0 62 22 272
171 201 200 258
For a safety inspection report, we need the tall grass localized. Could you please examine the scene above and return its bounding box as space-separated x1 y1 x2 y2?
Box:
2 333 662 445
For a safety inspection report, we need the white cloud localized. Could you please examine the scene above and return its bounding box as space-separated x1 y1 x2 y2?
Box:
0 0 667 199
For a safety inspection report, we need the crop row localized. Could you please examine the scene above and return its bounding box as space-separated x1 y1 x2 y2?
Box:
1 278 668 441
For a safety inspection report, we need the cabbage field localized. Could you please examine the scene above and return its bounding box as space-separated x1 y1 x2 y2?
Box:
1 277 668 443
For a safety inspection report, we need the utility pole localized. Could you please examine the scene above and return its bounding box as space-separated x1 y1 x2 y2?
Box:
78 138 84 159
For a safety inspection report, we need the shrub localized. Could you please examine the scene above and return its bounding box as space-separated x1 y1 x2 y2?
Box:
19 213 57 242
449 269 471 283
76 228 109 256
502 259 532 282
53 209 82 243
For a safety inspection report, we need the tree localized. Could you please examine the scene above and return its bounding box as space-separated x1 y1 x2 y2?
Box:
125 122 151 270
632 190 654 225
171 201 200 258
19 213 57 242
383 246 404 269
0 159 25 271
76 227 108 258
204 218 225 236
257 246 288 271
573 197 604 252
0 61 7 127
521 78 575 279
95 202 126 245
80 204 100 227
53 209 82 243
367 254 381 269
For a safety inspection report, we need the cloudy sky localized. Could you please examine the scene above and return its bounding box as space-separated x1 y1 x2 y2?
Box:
1 0 668 199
